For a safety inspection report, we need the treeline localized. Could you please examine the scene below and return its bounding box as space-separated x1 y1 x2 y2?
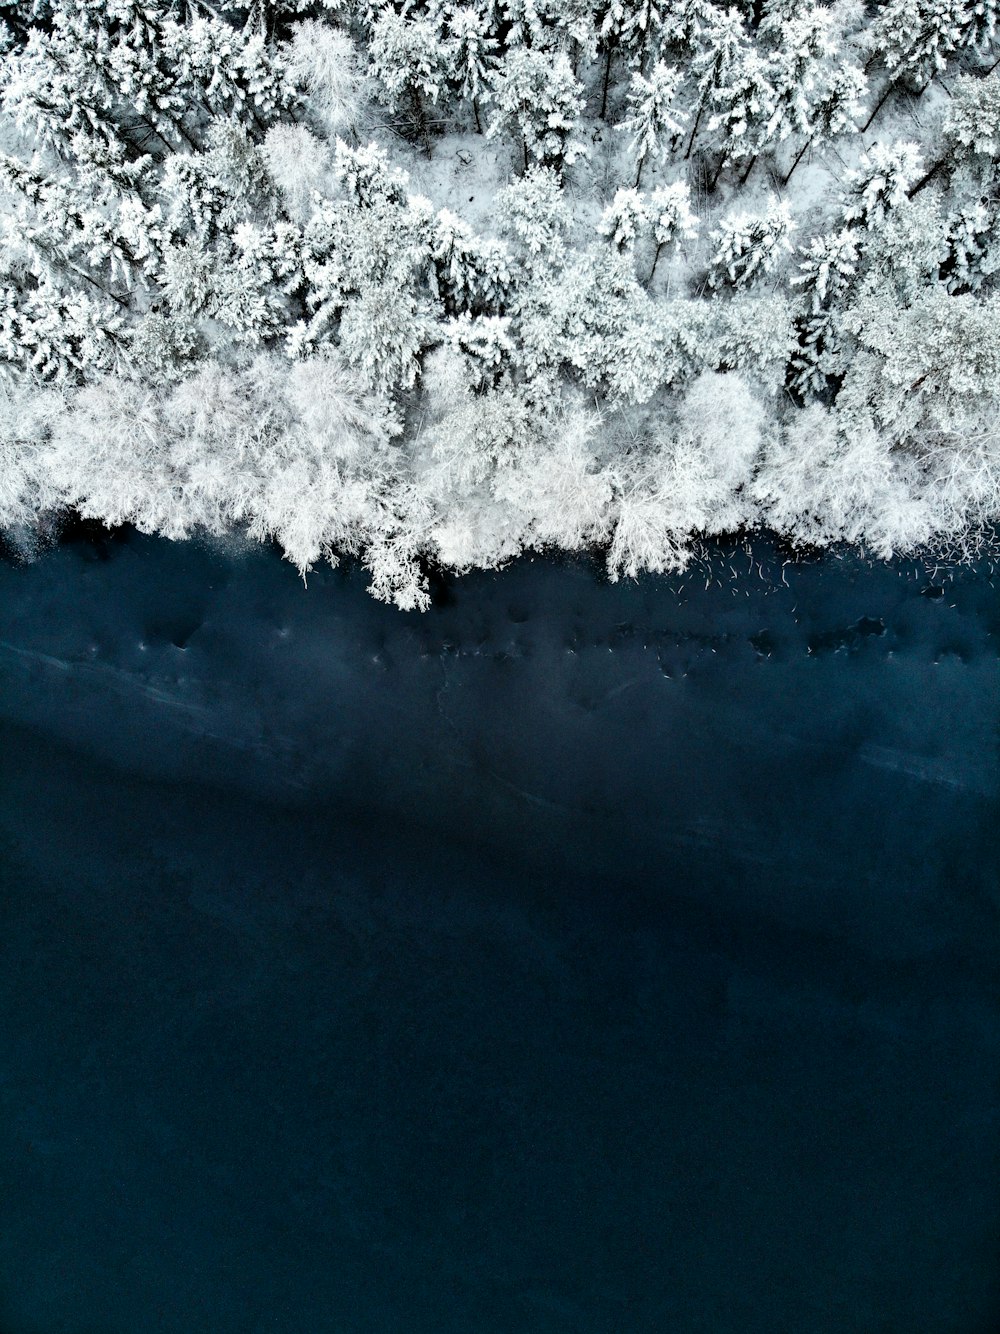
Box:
1 0 999 605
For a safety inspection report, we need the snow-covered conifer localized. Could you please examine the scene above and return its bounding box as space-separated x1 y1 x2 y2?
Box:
708 196 795 289
0 280 125 381
647 181 698 280
941 201 1000 292
445 2 496 132
598 0 666 76
658 0 715 52
597 188 650 251
794 228 861 316
2 24 134 163
283 21 365 138
781 59 867 184
619 62 687 187
367 8 450 146
842 141 922 229
706 48 775 175
867 0 967 91
444 311 514 375
430 210 511 316
161 122 272 242
495 165 572 262
685 7 750 159
788 227 860 394
958 0 1000 52
161 14 296 132
0 153 141 295
486 48 586 171
931 70 1000 188
758 3 837 149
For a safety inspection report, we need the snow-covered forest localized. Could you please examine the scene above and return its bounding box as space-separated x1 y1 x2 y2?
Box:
1 0 999 606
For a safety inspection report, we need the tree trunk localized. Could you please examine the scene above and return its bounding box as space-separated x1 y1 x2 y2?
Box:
684 100 705 160
473 96 482 134
600 44 613 121
861 79 896 133
410 85 431 158
908 154 947 197
739 153 758 186
648 241 663 285
709 150 728 191
634 153 645 189
781 134 813 187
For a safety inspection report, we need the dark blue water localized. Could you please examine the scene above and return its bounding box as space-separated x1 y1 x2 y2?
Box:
1 532 998 1333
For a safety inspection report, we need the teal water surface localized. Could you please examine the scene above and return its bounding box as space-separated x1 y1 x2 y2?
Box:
0 531 998 1333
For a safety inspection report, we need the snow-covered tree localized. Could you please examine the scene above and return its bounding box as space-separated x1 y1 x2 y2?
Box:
781 59 867 185
752 402 922 551
445 2 496 132
867 0 968 92
940 201 1000 293
486 48 586 171
708 196 795 289
606 370 765 579
262 123 331 219
367 8 450 147
754 2 852 173
497 399 612 554
838 286 1000 483
283 21 366 139
958 0 1000 53
597 188 650 250
158 13 295 135
842 141 923 229
598 0 667 109
495 164 573 262
659 0 716 54
619 62 687 187
685 6 750 159
430 209 512 316
788 227 860 395
0 280 125 381
794 228 861 317
705 48 776 178
0 152 142 296
647 181 698 281
910 69 1000 194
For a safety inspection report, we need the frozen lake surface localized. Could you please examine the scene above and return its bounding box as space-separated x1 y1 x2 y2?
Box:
1 530 998 1333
